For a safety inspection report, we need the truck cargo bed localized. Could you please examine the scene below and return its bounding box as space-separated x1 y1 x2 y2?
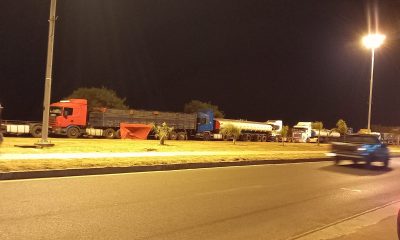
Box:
88 109 197 130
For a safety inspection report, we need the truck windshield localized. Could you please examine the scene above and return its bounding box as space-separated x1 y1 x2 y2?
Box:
50 107 62 116
293 128 306 133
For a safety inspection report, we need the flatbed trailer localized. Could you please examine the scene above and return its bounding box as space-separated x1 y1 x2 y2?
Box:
87 108 198 139
1 120 42 138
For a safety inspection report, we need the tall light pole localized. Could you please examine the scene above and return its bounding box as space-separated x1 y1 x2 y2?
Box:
362 33 385 133
37 0 57 146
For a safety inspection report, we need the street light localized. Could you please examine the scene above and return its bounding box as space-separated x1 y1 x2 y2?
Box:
362 33 385 132
37 0 57 147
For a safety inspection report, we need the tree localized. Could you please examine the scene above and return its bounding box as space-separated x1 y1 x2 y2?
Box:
312 121 323 146
336 119 348 139
280 125 289 146
66 87 128 111
153 122 174 145
220 124 241 144
184 100 224 118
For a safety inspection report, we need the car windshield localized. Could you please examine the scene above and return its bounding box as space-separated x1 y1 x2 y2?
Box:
345 135 380 144
50 106 63 116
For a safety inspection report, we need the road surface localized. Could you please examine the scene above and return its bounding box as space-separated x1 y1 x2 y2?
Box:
1 159 400 239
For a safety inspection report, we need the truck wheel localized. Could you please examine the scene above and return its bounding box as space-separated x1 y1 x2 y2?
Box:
261 135 267 142
115 129 121 139
365 155 373 169
67 127 81 138
334 156 341 165
202 132 211 141
177 132 187 140
169 131 177 140
103 128 116 139
257 135 262 142
383 157 389 169
241 134 250 142
223 134 230 141
30 125 42 138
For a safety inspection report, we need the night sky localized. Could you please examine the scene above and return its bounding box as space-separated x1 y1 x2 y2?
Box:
1 0 400 130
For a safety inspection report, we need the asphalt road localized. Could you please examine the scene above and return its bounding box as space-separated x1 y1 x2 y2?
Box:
1 159 400 240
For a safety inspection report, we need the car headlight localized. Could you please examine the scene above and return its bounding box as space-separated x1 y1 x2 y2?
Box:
357 147 367 151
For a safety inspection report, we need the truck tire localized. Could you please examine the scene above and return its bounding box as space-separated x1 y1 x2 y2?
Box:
383 157 389 169
177 132 187 140
256 134 262 142
334 156 341 165
223 134 230 141
261 135 267 142
245 134 252 142
365 155 373 169
202 132 211 141
30 125 42 138
103 128 116 139
115 129 121 139
169 131 177 140
67 127 81 138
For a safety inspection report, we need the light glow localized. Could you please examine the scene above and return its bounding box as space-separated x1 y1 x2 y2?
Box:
362 33 386 49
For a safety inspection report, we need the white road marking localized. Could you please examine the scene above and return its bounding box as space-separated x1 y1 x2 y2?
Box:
340 187 362 193
196 185 265 196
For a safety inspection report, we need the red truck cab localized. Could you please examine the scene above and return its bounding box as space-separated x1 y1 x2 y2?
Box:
49 99 88 137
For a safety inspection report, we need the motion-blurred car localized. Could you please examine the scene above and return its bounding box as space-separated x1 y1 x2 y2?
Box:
330 134 390 168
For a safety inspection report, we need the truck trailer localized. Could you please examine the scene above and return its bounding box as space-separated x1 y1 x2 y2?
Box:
291 122 340 143
49 99 274 141
0 103 43 138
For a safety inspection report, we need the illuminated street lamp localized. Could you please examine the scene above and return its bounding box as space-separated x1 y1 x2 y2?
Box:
362 33 385 132
37 0 57 147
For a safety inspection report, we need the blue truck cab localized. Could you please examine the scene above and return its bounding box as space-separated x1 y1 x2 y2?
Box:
330 134 390 168
196 110 222 140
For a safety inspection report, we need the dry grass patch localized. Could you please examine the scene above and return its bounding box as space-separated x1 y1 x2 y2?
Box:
0 137 332 172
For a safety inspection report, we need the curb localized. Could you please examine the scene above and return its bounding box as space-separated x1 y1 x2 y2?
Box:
0 157 333 180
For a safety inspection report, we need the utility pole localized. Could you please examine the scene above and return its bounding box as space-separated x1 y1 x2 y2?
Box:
37 0 57 147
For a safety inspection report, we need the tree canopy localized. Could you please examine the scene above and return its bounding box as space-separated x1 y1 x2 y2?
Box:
335 119 348 136
220 123 241 144
153 122 174 145
184 100 224 118
312 121 323 146
66 87 128 111
280 125 289 146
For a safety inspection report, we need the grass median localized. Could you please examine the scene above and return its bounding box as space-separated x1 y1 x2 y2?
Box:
1 137 398 172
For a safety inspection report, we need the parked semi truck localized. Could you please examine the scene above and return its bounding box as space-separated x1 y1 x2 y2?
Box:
0 104 43 138
266 120 283 141
1 120 43 138
291 122 340 143
49 99 274 141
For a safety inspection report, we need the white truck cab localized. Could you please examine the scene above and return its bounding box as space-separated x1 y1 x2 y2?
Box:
292 122 312 143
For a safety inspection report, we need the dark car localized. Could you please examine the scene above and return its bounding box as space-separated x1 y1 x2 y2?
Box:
330 134 390 168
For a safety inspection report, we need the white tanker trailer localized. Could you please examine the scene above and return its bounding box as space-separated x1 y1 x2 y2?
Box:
215 118 273 142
